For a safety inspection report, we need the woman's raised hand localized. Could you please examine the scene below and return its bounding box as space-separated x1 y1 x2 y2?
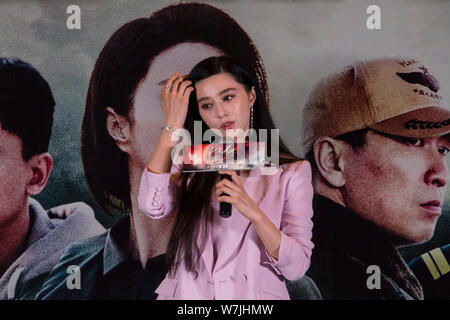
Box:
145 72 193 173
214 170 262 222
161 72 194 129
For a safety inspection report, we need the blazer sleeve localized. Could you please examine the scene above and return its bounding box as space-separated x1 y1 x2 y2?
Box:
263 160 314 281
137 164 182 219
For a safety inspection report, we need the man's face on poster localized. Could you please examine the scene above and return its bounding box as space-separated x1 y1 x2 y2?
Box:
0 125 29 227
341 129 450 245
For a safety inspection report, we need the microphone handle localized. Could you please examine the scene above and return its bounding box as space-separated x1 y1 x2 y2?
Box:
219 174 232 218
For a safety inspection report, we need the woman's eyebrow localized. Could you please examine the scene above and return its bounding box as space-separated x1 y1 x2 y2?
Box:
197 96 210 104
219 88 236 95
197 88 236 104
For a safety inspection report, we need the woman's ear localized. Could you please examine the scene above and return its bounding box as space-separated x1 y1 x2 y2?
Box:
106 107 132 153
313 136 346 188
26 153 53 196
248 86 256 108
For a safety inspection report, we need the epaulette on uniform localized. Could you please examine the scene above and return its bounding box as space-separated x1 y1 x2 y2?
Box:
409 244 450 299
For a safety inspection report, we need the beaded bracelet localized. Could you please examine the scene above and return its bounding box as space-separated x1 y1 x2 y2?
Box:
161 123 183 142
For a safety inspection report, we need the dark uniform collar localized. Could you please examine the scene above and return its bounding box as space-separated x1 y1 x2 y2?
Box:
103 216 131 275
312 194 424 299
102 216 167 275
312 195 392 257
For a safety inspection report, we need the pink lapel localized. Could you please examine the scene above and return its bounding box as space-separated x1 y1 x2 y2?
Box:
196 226 214 279
210 168 278 273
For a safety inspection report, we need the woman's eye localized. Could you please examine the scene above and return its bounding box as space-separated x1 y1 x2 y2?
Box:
404 138 424 146
201 104 212 110
223 95 234 102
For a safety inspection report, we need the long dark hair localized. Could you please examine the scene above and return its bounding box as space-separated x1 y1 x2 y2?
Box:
166 56 300 275
81 3 270 215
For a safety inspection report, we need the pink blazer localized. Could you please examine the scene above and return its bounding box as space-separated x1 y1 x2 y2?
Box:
138 160 314 300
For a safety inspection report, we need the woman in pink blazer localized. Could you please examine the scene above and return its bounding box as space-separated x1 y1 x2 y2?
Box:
138 56 314 300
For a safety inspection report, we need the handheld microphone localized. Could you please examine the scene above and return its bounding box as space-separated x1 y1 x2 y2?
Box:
219 173 232 218
181 141 268 218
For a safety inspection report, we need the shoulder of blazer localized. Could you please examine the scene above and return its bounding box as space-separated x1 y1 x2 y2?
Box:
277 160 312 189
279 160 310 176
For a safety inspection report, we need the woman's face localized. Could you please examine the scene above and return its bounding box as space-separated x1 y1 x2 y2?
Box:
195 72 256 139
128 43 223 168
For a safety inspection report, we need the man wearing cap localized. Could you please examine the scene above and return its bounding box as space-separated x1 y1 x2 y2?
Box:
300 57 450 299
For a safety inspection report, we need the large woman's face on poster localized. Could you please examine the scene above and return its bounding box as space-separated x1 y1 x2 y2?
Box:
127 42 223 168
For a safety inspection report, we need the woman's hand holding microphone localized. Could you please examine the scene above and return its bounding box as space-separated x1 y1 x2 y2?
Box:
214 170 262 222
214 169 282 260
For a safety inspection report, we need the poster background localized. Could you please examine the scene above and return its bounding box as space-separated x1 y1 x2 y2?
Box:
0 0 449 262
